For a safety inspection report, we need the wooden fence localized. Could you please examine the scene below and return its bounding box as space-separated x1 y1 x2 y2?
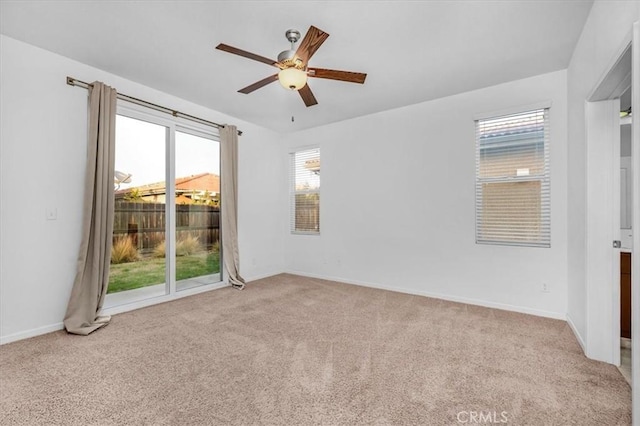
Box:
113 201 220 253
294 194 320 232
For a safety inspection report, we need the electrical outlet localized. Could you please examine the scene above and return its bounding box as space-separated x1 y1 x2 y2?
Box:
541 282 550 293
46 207 57 221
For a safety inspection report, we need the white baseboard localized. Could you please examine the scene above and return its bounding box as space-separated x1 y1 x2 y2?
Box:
285 270 566 320
0 322 64 345
1 281 232 345
1 270 568 345
566 313 586 353
243 271 283 283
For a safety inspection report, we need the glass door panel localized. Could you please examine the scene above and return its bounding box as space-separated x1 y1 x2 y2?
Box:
107 115 168 304
174 130 221 291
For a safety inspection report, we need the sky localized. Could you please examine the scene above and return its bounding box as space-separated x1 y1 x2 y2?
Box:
115 115 220 190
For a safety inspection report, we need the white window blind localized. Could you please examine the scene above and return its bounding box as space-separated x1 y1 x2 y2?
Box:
290 148 320 233
475 108 550 247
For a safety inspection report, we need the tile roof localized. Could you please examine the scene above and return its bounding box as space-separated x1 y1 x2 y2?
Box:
115 172 220 197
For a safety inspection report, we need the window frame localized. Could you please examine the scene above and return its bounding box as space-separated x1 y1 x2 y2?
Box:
290 146 321 235
474 106 551 248
104 101 223 310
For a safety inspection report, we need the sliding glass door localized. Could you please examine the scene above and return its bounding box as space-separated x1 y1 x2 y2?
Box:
174 129 221 291
108 114 169 304
106 106 221 307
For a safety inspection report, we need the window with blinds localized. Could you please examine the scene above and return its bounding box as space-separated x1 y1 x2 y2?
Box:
475 108 550 247
290 147 320 234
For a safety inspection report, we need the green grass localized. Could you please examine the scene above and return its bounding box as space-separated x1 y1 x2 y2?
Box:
108 251 220 293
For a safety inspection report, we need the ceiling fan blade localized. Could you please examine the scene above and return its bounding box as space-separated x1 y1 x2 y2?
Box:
238 74 279 94
308 68 367 84
216 43 278 67
294 26 329 65
298 84 318 107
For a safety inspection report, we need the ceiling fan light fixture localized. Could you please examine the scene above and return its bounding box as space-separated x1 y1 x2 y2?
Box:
216 25 366 106
278 67 307 91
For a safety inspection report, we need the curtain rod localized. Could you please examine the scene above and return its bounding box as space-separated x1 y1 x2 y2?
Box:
66 76 242 136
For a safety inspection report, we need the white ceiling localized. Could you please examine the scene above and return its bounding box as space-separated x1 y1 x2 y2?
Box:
0 0 593 133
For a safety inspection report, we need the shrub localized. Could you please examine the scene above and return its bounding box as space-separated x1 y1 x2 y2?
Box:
176 235 202 256
210 240 220 254
153 240 166 258
111 237 139 264
153 235 203 257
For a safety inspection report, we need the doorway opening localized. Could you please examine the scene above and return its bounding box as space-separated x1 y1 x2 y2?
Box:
585 40 631 370
620 85 633 385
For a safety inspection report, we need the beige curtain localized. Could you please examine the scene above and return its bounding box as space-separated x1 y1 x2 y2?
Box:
64 82 117 335
220 125 245 290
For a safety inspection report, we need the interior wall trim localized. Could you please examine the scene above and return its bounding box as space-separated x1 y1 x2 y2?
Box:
566 313 587 354
0 322 64 346
284 270 566 320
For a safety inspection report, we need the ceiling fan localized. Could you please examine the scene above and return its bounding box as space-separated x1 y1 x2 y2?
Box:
215 26 367 107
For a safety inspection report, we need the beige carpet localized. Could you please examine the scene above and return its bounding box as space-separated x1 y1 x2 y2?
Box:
0 274 631 425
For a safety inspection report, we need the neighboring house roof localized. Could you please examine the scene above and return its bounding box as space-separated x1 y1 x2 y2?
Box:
115 172 220 199
304 158 320 173
176 173 220 193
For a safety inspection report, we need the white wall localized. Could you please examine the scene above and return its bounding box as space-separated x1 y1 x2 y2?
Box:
566 1 640 349
283 70 568 319
4 2 638 346
0 35 286 343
